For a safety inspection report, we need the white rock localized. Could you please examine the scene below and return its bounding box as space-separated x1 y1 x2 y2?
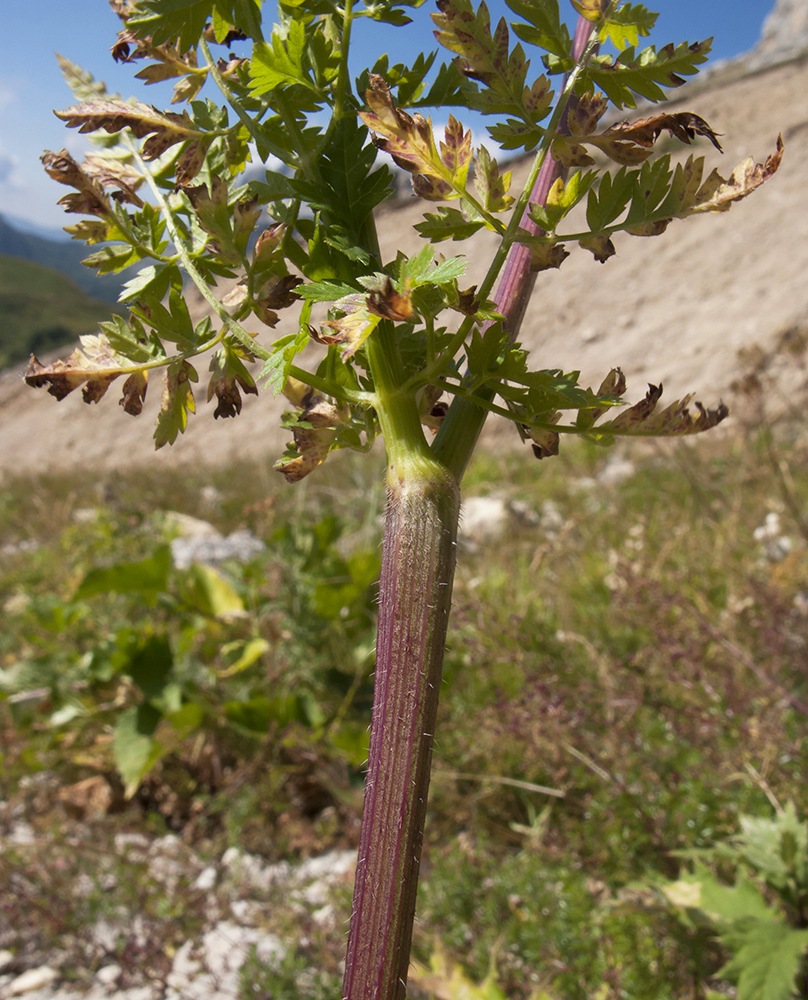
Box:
95 963 122 986
294 849 356 884
163 511 221 539
8 823 35 845
459 496 510 544
6 966 58 995
597 457 636 486
0 951 13 972
113 832 150 861
192 865 218 891
221 848 283 892
167 922 285 1000
312 903 336 928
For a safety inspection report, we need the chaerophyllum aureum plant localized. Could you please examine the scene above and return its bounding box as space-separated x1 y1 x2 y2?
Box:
25 0 782 995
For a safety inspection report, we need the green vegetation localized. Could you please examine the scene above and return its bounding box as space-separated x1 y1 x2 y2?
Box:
0 253 123 368
2 409 806 998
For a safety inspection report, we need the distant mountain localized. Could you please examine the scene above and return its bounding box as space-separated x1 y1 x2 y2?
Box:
0 253 123 370
0 215 124 304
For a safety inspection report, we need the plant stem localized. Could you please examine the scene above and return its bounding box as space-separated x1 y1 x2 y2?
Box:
344 13 605 999
343 308 460 999
342 456 459 1000
432 14 600 480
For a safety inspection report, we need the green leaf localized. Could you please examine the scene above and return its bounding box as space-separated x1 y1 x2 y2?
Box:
720 923 808 1000
506 0 571 60
298 281 360 303
178 563 246 619
113 704 164 798
224 694 310 733
220 638 271 676
598 4 657 50
661 862 777 927
586 167 635 231
125 635 174 700
126 0 214 50
530 169 597 232
154 360 197 449
584 39 713 110
82 244 144 276
414 207 485 241
75 545 172 600
250 21 317 95
423 256 468 286
733 803 808 891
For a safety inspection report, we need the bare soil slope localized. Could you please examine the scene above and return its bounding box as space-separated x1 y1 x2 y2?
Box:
2 55 806 478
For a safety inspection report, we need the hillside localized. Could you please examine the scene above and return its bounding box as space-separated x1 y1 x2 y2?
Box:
1 51 807 477
0 254 123 369
0 215 123 304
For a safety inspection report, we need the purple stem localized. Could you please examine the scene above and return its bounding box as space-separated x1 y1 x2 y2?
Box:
494 16 597 338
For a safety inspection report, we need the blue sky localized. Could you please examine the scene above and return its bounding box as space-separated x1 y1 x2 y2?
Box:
0 0 775 232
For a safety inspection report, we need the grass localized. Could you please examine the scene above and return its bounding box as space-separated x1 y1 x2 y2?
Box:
0 404 806 998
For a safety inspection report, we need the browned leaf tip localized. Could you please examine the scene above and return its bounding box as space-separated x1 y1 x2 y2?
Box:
41 150 111 217
603 383 729 435
606 112 723 152
578 233 615 263
367 278 414 321
25 348 123 405
55 100 197 160
523 423 560 460
24 337 151 416
120 370 148 415
689 135 784 214
275 378 349 482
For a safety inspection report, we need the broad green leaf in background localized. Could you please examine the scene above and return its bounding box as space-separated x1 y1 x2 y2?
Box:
113 703 164 798
719 922 808 1000
178 563 247 619
75 545 172 600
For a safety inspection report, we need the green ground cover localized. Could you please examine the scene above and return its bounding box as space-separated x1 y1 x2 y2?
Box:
1 414 806 999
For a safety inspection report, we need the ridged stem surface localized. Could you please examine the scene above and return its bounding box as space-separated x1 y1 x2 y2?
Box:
342 467 459 1000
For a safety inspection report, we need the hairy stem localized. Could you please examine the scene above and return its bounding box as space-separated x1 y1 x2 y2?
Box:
342 461 459 1000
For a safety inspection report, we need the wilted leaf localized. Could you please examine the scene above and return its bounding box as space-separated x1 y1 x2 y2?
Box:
524 240 569 272
579 233 616 263
360 74 438 176
55 99 199 159
419 383 447 433
474 144 514 213
24 336 143 405
602 111 723 151
41 149 111 217
312 297 382 359
275 378 350 482
686 135 784 215
567 92 609 137
207 345 258 419
367 278 414 321
552 137 596 167
586 111 721 165
596 383 728 436
120 371 149 415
